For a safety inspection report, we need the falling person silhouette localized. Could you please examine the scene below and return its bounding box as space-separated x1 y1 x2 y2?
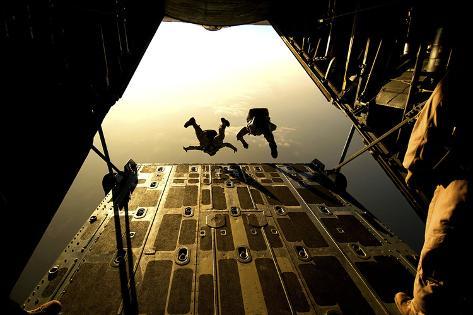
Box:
183 117 238 156
237 108 278 158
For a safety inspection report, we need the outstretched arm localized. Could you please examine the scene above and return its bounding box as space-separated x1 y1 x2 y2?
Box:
223 143 238 153
183 145 203 152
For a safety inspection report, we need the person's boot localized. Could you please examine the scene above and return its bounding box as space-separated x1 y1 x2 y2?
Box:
27 300 62 315
184 117 196 128
221 118 230 127
237 136 249 149
394 292 416 315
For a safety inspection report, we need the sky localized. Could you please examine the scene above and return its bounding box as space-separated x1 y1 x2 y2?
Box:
11 22 424 302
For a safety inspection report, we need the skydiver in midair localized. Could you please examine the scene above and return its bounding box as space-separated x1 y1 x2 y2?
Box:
236 108 278 158
183 117 237 156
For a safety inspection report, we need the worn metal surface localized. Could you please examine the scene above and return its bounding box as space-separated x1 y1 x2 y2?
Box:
25 163 416 314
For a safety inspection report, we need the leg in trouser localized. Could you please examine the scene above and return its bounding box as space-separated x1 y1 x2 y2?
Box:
184 117 205 143
263 129 278 158
397 179 472 314
215 118 230 143
236 127 249 148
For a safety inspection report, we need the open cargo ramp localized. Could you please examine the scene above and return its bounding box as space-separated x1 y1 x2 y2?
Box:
24 163 417 315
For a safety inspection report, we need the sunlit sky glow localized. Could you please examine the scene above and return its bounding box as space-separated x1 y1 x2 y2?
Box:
100 22 349 163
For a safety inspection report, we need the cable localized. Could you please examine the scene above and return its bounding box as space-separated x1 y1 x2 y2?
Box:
317 1 401 23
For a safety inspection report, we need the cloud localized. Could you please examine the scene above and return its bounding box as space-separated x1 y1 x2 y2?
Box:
226 125 299 149
213 103 248 117
209 94 254 117
224 126 245 136
274 126 299 148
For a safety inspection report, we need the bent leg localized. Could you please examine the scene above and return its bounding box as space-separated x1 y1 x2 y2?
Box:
237 127 249 148
413 180 472 313
263 130 278 158
189 121 205 143
215 123 227 143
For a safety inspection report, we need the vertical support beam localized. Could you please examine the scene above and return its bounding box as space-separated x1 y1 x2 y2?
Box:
396 45 423 145
445 49 453 71
312 38 322 61
354 38 370 105
95 112 135 314
123 202 138 314
360 39 383 101
111 188 134 315
99 25 110 89
342 2 359 92
325 0 336 57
